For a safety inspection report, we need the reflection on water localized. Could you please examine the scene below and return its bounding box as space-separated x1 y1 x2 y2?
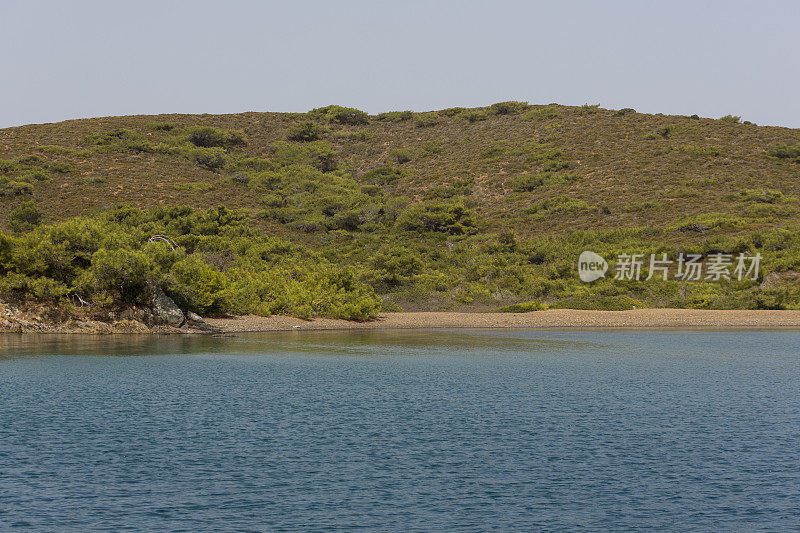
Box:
1 329 799 530
0 329 612 359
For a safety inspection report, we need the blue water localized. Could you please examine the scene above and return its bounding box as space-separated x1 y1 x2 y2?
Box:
1 330 799 531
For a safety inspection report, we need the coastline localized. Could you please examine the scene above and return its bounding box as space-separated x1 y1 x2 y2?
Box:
205 309 800 332
5 309 800 335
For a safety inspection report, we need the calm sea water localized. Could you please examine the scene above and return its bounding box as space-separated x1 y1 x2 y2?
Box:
1 329 799 531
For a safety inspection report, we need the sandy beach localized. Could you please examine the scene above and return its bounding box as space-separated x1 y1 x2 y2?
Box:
204 309 800 332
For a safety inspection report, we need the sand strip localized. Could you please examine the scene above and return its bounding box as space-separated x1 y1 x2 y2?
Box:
204 309 800 332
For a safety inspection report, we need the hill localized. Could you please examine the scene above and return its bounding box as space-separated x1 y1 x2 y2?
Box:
0 102 799 320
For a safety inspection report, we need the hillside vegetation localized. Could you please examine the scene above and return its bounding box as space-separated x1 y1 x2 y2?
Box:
1 102 799 318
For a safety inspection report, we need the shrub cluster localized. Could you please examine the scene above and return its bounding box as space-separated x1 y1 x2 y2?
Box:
488 101 530 115
376 111 414 122
309 105 369 125
0 206 381 321
767 144 800 163
286 121 327 142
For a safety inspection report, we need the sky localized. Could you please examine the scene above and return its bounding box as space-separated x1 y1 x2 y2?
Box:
1 0 799 129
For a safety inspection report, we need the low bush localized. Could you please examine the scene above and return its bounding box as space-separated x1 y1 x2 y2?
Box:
525 196 592 217
286 121 327 142
414 112 440 128
488 101 530 115
362 166 407 184
680 144 721 157
185 126 246 149
376 111 413 122
388 148 413 164
459 110 487 123
438 107 466 117
186 147 227 171
0 178 33 196
269 141 338 172
9 201 42 232
0 159 16 173
767 144 800 163
21 169 50 181
396 199 478 235
148 122 175 131
310 105 369 125
83 129 154 153
370 246 423 286
736 189 785 204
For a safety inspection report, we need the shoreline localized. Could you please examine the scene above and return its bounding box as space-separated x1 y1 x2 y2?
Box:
4 309 800 335
204 309 800 333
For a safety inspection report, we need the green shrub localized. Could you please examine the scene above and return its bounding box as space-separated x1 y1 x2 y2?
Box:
370 246 423 286
9 201 42 232
670 213 747 232
310 105 369 125
737 189 785 204
488 101 530 115
228 157 275 172
680 144 721 157
494 301 546 312
0 178 33 196
459 110 487 123
652 125 673 138
362 166 406 184
438 107 466 117
286 121 327 142
719 115 741 124
615 108 636 116
420 141 442 155
21 169 50 181
376 111 414 122
29 276 70 300
523 106 560 120
525 195 592 217
48 162 71 174
509 174 545 191
388 148 413 164
186 147 227 171
269 141 338 171
767 144 800 163
148 122 175 131
414 112 439 128
397 199 478 235
164 255 227 313
303 141 338 172
0 159 16 173
82 129 154 153
423 178 473 199
185 126 246 149
80 248 155 303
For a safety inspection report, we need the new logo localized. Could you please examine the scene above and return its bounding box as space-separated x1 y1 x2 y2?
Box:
578 251 608 282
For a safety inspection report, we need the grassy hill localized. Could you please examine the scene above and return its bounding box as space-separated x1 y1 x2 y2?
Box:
1 102 799 318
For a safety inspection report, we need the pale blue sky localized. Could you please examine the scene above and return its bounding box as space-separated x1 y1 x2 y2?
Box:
1 0 798 128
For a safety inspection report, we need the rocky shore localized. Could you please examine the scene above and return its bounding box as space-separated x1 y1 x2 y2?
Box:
3 294 800 335
0 290 213 334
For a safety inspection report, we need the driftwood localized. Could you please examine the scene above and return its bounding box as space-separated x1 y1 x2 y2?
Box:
147 234 177 250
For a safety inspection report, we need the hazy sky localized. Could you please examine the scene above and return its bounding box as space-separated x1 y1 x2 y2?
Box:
2 0 799 128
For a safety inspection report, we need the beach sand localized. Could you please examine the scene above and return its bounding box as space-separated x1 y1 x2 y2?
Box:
204 309 800 332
